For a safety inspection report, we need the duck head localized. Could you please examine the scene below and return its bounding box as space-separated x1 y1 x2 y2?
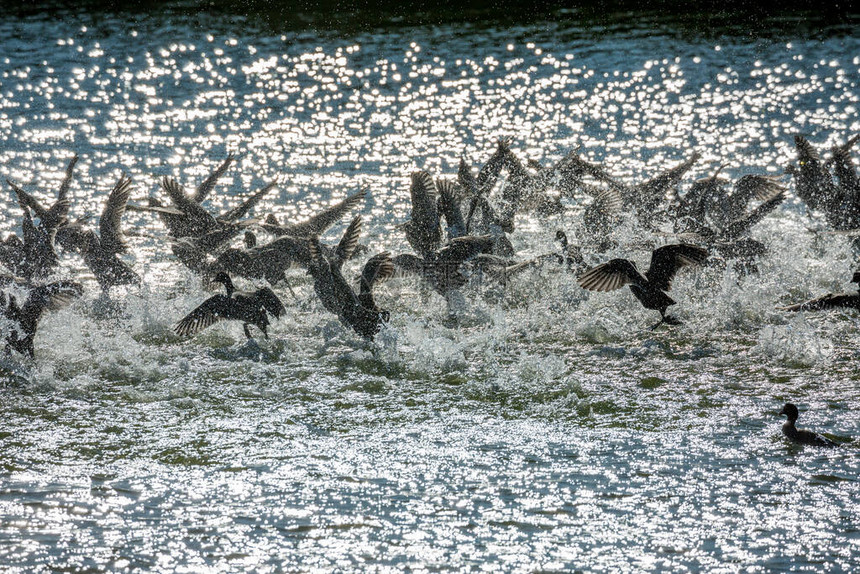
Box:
213 272 235 295
779 403 799 422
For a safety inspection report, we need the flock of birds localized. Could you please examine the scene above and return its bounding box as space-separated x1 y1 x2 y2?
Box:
1 133 857 447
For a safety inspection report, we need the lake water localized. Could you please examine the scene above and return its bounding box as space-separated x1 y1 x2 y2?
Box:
0 4 858 572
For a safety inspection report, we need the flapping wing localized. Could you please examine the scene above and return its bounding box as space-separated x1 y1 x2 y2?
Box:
190 226 244 254
218 181 277 223
162 176 217 232
58 154 79 201
436 179 466 238
99 174 133 255
558 148 618 185
405 172 442 255
7 180 50 220
476 138 510 193
794 135 822 163
41 199 71 232
162 177 198 213
733 174 785 203
645 244 708 291
633 152 701 207
458 158 479 196
409 171 439 225
437 235 495 265
722 190 786 240
334 215 362 266
577 259 641 292
249 235 313 271
193 153 234 203
583 187 623 233
360 252 395 295
275 188 366 237
174 294 233 336
24 280 84 315
391 253 426 277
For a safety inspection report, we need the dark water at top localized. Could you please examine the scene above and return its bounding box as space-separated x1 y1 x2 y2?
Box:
0 4 858 572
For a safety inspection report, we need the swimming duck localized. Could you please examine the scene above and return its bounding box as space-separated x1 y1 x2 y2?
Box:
779 403 838 447
578 244 709 328
1 280 83 357
174 272 285 340
781 271 860 312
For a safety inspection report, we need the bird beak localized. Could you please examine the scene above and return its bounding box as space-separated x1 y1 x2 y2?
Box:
778 406 787 416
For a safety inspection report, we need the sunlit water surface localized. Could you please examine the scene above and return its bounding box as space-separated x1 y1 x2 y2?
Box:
0 9 859 573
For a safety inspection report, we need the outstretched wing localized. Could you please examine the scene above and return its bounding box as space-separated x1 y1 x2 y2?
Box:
7 180 50 220
733 174 785 203
193 153 234 203
437 235 495 265
578 259 642 292
20 280 84 331
100 174 133 255
58 154 79 202
409 171 440 228
436 179 466 239
334 215 362 266
174 294 234 336
359 252 395 309
273 188 367 237
722 190 786 240
645 244 708 291
218 181 278 223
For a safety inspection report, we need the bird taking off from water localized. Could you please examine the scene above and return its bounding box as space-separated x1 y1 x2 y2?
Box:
577 244 708 329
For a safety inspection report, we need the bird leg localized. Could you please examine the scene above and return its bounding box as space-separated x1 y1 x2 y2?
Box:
281 277 300 302
650 312 682 330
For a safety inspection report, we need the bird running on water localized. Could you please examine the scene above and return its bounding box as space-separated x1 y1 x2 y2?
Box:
174 272 286 340
577 243 709 328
